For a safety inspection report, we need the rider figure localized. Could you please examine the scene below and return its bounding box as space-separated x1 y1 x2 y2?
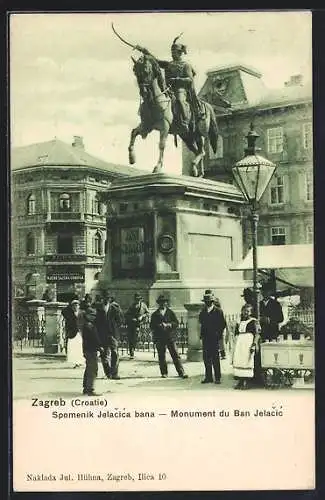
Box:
137 35 204 133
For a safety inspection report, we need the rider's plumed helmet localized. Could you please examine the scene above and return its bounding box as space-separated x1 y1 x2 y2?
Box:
171 33 187 54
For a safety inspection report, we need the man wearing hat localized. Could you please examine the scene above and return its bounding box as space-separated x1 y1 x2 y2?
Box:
199 291 227 384
95 291 124 380
259 283 284 342
136 34 204 133
125 293 150 359
150 295 188 379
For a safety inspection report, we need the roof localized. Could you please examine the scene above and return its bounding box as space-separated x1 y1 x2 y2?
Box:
232 244 313 271
206 64 262 79
256 81 312 109
231 244 314 289
11 138 147 177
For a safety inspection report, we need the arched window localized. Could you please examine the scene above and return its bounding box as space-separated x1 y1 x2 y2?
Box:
26 233 35 255
27 194 36 215
93 194 101 215
59 193 71 212
93 231 102 255
94 271 100 280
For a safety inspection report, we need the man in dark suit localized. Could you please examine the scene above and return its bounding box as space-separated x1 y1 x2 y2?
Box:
150 295 188 379
78 301 103 396
259 283 284 341
199 291 227 384
95 291 124 380
125 293 150 359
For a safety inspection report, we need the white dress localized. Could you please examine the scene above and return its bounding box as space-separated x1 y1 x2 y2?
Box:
66 314 84 366
232 319 255 378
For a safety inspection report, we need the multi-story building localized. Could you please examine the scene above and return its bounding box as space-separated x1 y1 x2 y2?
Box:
183 65 313 251
12 136 145 302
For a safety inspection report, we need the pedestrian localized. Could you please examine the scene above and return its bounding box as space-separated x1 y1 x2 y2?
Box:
80 293 93 311
125 293 150 359
199 291 227 384
95 291 124 380
78 300 104 396
259 283 284 341
150 295 188 379
62 298 84 368
232 304 260 390
241 287 254 307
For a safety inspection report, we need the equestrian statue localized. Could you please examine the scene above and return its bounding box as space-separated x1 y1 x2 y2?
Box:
112 24 231 177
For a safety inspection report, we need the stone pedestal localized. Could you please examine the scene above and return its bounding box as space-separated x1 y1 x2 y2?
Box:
44 302 68 354
184 303 203 361
98 173 246 316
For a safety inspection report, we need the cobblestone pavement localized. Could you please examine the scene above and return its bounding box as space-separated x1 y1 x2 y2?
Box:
12 351 250 400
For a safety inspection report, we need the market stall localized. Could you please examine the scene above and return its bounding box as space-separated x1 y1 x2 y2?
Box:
231 244 314 388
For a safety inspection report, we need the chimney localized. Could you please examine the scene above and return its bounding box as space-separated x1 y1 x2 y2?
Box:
72 136 85 149
284 74 303 87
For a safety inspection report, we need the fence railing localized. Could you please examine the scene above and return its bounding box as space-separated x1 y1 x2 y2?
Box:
12 304 314 354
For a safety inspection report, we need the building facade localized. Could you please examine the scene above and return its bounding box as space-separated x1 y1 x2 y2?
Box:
183 65 313 252
12 136 145 302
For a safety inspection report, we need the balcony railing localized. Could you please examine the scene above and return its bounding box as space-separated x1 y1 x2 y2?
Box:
44 254 86 263
48 212 81 221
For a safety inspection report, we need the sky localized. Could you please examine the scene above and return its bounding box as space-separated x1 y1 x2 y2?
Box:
10 11 312 174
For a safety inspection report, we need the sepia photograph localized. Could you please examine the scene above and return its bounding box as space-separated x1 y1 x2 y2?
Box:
10 10 314 492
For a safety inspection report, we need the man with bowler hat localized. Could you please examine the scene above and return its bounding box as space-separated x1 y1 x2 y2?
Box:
259 283 284 342
125 293 150 359
150 295 188 379
199 290 227 384
95 291 124 380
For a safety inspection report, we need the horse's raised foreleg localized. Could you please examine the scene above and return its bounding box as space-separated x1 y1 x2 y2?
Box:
153 123 169 174
128 125 142 165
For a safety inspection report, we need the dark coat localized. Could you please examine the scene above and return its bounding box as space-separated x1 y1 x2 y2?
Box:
78 306 102 352
150 308 179 343
61 306 79 339
125 301 150 329
260 298 284 340
95 302 124 346
199 306 226 346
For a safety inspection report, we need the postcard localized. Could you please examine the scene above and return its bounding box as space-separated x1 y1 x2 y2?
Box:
10 10 314 492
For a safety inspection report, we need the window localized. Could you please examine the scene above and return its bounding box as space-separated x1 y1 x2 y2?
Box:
94 272 100 280
26 233 35 255
93 231 102 255
208 136 223 159
59 193 71 212
306 225 313 244
271 227 286 245
270 175 284 204
306 171 313 201
57 234 73 254
303 122 312 150
267 127 283 154
93 195 100 215
27 194 36 215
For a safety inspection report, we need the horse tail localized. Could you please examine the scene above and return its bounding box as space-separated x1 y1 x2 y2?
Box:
208 106 218 154
174 134 178 148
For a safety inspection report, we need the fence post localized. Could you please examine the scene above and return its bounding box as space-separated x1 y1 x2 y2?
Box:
25 300 47 346
184 303 202 361
44 302 68 354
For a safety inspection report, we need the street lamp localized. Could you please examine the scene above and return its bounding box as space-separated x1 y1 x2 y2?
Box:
232 123 277 320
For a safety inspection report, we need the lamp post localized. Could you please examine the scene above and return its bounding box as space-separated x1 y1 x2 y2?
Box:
232 123 277 320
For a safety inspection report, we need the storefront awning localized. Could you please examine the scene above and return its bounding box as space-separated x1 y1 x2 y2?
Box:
231 244 314 288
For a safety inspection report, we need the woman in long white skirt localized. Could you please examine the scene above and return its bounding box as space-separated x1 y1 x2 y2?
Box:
232 304 259 389
62 299 84 368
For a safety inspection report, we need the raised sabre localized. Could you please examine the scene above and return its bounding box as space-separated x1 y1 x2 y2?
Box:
111 23 138 50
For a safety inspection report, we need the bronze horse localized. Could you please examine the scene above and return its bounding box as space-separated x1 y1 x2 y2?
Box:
129 54 220 177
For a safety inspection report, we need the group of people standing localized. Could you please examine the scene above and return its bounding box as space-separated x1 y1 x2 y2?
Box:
61 282 284 396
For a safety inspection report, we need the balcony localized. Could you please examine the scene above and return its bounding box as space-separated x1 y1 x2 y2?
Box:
44 254 86 263
48 212 81 221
